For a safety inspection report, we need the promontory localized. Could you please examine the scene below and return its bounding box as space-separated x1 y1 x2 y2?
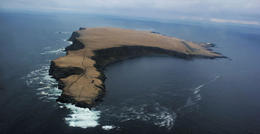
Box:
49 27 224 108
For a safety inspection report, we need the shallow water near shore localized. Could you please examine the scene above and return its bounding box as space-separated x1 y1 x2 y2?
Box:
1 12 260 134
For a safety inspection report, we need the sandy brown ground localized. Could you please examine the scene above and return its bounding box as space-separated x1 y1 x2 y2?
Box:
51 27 222 107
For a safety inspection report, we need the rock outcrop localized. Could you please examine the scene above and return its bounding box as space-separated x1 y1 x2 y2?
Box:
49 27 225 108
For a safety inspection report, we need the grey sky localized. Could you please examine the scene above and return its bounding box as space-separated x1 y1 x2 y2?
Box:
1 0 260 25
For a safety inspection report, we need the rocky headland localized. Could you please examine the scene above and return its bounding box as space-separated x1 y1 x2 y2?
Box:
49 27 225 108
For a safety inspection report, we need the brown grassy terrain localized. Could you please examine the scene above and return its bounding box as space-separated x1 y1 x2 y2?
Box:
50 27 223 108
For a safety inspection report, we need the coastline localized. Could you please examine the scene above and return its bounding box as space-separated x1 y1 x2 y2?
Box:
49 27 226 108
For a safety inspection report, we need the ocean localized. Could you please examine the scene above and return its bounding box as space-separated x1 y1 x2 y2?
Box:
0 11 260 134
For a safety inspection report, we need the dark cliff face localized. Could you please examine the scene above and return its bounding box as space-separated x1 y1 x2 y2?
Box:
91 45 225 71
65 39 85 51
49 61 92 108
68 31 80 42
49 61 84 96
91 45 192 70
50 28 87 81
49 28 96 108
49 61 84 80
66 31 85 51
56 94 95 108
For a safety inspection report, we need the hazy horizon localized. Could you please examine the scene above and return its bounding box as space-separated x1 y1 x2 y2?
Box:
1 0 260 26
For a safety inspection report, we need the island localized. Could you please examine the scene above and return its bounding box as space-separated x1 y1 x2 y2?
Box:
49 27 225 108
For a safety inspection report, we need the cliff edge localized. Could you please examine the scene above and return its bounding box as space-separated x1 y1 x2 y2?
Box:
49 27 225 108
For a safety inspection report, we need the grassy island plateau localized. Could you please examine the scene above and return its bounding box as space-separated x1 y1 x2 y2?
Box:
49 27 225 108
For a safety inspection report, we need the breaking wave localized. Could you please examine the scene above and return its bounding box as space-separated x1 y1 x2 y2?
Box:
24 37 221 130
25 62 101 129
102 125 116 130
24 38 101 129
185 75 221 107
64 103 100 128
40 39 72 55
99 102 177 129
25 64 62 101
40 48 65 55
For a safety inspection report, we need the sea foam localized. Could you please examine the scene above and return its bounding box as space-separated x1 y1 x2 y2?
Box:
40 48 65 55
25 64 101 129
101 103 177 129
64 104 100 128
185 75 221 107
102 125 116 130
25 42 101 129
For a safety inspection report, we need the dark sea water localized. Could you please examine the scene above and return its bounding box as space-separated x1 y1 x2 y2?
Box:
0 12 260 134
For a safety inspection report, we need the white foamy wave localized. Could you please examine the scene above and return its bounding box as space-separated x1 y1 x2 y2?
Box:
102 125 116 130
185 75 221 107
66 40 73 45
40 48 65 55
25 64 62 101
24 36 102 129
64 103 100 128
194 94 201 101
153 111 176 128
104 103 177 129
193 84 204 94
62 39 73 44
187 84 204 104
25 64 101 128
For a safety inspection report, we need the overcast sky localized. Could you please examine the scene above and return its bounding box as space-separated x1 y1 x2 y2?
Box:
1 0 260 25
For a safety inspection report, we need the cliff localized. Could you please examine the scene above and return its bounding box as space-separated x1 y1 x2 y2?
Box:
49 27 225 108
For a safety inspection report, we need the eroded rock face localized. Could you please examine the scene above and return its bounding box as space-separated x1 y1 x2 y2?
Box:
49 61 84 80
92 46 191 70
68 31 80 42
49 27 225 108
65 39 85 51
